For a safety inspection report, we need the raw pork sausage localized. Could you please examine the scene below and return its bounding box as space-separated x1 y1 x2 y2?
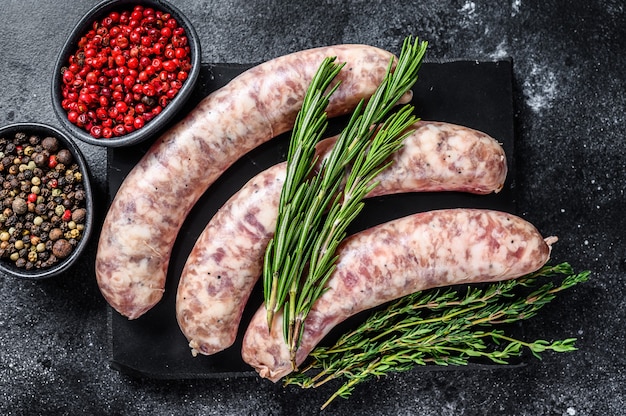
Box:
96 44 403 319
177 121 508 356
241 208 556 382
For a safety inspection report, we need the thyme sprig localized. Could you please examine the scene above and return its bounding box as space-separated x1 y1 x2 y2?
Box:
284 262 590 410
263 36 429 364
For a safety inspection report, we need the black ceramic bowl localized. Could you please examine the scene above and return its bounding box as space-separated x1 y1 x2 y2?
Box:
0 123 94 279
51 0 201 147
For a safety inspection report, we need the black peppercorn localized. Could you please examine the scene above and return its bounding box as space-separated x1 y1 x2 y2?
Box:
12 198 27 215
33 153 48 167
56 149 73 165
35 204 46 215
0 131 87 270
71 208 86 223
74 189 86 201
52 239 72 259
14 132 27 144
49 228 63 241
42 137 59 153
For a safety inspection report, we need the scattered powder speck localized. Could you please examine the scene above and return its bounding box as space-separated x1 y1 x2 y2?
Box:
512 0 522 17
523 63 558 113
490 40 510 59
567 407 576 416
458 1 477 27
459 1 476 15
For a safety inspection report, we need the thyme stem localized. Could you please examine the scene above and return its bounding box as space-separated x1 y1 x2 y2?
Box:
284 263 590 410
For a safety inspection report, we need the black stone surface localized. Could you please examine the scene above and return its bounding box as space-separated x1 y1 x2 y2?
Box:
0 1 624 415
107 60 517 380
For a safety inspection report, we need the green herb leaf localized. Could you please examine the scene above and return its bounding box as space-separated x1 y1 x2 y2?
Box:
263 36 429 365
284 262 590 410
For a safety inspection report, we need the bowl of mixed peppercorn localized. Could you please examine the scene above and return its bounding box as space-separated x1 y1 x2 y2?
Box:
51 0 201 147
0 123 93 279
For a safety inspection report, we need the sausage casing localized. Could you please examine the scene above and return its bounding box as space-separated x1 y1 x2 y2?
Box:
96 44 401 319
241 208 555 382
177 121 508 355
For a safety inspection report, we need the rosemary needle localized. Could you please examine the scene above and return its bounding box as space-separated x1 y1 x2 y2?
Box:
262 37 429 364
263 56 346 328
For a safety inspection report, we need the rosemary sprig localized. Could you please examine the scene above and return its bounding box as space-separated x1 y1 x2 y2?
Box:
287 105 419 361
284 262 590 410
263 56 346 326
263 37 428 363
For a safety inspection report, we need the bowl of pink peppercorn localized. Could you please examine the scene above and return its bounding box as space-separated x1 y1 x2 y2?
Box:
51 0 201 147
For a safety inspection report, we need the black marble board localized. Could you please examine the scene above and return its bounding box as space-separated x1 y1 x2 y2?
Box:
106 60 516 379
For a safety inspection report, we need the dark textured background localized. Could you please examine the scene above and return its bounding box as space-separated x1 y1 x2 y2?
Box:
0 1 624 415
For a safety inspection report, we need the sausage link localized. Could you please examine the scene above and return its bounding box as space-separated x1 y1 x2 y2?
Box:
176 121 507 355
96 44 401 319
241 208 556 382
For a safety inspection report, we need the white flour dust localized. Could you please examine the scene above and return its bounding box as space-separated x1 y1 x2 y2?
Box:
523 63 559 113
459 1 476 16
512 0 522 17
490 40 510 59
458 1 477 27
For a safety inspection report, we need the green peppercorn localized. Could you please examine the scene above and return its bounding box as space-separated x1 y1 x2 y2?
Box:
54 205 65 217
67 229 80 239
1 130 87 269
